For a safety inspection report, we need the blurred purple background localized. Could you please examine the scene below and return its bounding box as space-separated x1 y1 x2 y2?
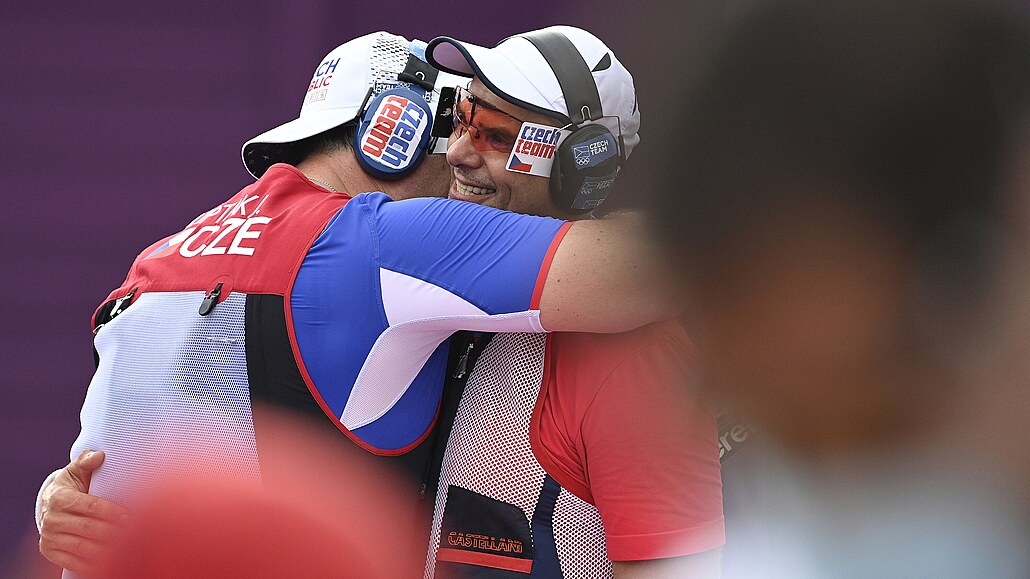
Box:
3 0 707 573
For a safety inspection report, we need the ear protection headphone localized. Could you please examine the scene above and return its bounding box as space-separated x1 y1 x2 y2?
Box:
354 53 454 180
520 30 623 212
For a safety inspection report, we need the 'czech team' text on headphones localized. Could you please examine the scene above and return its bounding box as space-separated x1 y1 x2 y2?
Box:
354 53 454 180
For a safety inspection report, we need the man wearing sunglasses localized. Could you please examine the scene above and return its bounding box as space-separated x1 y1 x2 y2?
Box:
35 30 680 578
418 27 724 578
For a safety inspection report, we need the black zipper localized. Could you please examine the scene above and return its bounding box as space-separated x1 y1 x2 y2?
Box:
420 332 493 501
452 340 476 380
198 282 224 316
95 287 139 335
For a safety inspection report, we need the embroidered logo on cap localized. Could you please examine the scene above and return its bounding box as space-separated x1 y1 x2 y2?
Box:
305 57 339 104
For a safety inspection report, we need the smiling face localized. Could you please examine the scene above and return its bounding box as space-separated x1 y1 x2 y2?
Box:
445 78 580 220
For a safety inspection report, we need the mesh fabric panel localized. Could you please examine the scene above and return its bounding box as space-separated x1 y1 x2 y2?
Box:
71 292 260 505
426 333 612 578
370 32 412 87
554 489 611 578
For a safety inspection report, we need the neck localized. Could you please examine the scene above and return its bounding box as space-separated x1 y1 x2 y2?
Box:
295 151 388 196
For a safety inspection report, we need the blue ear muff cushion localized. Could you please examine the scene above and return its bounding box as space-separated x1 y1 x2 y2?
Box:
354 87 435 180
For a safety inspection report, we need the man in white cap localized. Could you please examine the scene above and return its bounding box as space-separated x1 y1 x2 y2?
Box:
35 30 677 577
419 27 724 578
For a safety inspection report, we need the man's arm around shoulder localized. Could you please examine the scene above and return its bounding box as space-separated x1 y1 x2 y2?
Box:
539 211 679 333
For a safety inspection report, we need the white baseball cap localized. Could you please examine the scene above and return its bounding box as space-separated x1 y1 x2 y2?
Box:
426 25 640 159
242 31 462 179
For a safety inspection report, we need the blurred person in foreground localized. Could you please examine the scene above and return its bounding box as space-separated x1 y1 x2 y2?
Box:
416 28 723 578
34 30 678 578
24 411 421 578
648 0 1030 576
108 411 422 578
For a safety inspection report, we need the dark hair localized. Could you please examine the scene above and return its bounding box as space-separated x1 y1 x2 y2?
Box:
652 0 1030 294
290 121 359 162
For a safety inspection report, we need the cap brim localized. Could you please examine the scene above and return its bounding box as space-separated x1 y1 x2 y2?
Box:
244 106 362 148
425 37 478 77
241 107 362 178
426 36 570 124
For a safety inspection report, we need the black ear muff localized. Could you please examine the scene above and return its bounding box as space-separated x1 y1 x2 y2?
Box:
521 30 623 212
550 124 621 211
354 87 435 180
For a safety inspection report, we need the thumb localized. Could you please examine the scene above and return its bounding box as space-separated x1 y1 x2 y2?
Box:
67 449 105 490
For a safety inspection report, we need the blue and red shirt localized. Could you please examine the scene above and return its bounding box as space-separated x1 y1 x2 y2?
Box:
71 164 570 504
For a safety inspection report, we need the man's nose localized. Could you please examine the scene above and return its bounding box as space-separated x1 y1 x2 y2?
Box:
446 131 484 170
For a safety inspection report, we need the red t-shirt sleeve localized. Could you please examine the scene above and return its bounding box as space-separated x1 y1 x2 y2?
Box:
531 321 726 561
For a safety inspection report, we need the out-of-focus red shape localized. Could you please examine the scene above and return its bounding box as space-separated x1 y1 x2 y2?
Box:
100 409 422 578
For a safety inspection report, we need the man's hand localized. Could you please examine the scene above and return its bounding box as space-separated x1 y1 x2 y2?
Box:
38 450 128 577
